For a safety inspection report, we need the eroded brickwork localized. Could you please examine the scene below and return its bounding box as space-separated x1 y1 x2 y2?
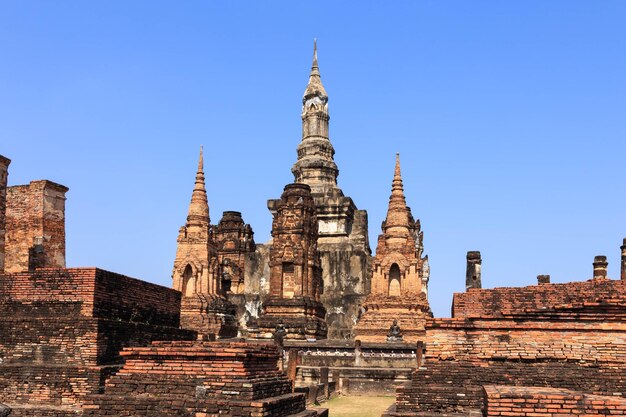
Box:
484 385 626 417
354 154 431 343
0 267 194 415
84 340 325 417
215 211 255 295
4 180 68 273
385 278 626 416
250 183 327 340
0 155 9 273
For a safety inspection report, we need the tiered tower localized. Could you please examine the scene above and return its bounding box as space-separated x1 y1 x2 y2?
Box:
271 41 371 338
354 154 431 343
172 147 237 338
251 183 327 340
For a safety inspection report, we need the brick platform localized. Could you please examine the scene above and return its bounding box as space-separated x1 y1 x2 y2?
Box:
0 267 195 414
84 340 326 417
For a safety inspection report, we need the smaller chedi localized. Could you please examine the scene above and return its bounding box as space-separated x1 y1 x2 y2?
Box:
355 153 431 343
249 183 327 340
172 147 238 338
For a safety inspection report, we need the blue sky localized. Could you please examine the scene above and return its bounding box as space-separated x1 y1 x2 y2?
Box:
1 1 625 317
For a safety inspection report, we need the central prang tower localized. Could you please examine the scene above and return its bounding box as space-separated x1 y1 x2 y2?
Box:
269 42 372 339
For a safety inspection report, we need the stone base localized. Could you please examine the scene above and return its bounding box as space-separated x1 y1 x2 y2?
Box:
250 297 328 340
180 294 238 339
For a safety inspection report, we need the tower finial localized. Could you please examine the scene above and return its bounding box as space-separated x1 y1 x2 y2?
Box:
198 145 204 173
186 146 210 226
384 153 410 236
313 39 318 69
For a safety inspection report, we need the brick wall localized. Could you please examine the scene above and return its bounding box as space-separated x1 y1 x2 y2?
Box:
4 180 68 273
0 267 195 413
484 385 626 416
388 278 626 415
452 278 626 319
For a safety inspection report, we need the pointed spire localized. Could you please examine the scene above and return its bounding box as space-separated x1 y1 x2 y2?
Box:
304 39 326 100
311 38 319 75
186 146 210 226
384 153 410 237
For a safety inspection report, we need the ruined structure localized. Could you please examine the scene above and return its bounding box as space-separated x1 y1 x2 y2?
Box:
172 147 238 338
4 179 68 274
466 250 482 290
84 340 327 417
0 267 195 416
262 42 371 339
384 252 626 416
250 183 327 340
354 154 431 343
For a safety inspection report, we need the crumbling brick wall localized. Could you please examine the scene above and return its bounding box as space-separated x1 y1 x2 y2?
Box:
4 180 68 273
483 385 626 416
388 279 626 415
0 267 195 414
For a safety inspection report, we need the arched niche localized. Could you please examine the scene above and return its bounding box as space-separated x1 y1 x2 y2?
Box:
388 263 401 297
182 264 196 297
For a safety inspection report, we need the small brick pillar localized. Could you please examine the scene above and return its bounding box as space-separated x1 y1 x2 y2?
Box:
416 341 425 368
593 256 608 280
466 251 482 290
537 274 551 284
621 237 626 280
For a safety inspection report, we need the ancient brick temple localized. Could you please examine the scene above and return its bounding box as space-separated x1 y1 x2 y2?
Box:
354 154 431 343
172 147 238 338
246 42 371 339
250 183 327 340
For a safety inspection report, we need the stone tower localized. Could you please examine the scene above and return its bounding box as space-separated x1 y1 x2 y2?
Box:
172 147 236 338
277 41 371 339
0 155 10 273
354 154 431 343
251 183 327 340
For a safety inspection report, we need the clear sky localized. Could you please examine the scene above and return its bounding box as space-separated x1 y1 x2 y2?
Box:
1 1 625 317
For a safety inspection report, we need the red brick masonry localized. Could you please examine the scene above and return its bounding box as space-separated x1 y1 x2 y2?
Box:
83 340 325 417
484 385 626 416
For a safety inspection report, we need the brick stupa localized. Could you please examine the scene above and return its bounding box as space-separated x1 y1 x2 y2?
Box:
172 147 237 338
354 154 431 343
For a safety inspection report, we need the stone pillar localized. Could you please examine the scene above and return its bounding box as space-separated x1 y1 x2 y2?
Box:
621 239 626 281
593 256 608 280
0 155 10 274
537 275 551 284
466 251 482 290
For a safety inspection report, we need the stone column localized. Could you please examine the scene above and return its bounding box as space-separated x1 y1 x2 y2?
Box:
466 251 482 290
0 155 10 274
593 256 608 280
537 275 551 284
621 239 626 281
